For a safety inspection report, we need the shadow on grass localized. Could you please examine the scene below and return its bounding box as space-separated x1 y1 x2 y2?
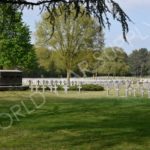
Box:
1 97 150 149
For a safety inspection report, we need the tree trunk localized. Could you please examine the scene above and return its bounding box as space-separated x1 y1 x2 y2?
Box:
67 69 71 86
95 71 97 79
0 66 3 70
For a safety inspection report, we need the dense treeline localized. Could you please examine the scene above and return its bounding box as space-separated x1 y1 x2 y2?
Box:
128 48 150 76
32 9 149 78
34 47 150 78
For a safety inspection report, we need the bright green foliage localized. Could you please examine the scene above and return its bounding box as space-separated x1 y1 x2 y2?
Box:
35 47 65 77
35 6 104 82
0 4 37 71
35 47 51 70
98 47 129 76
128 48 150 76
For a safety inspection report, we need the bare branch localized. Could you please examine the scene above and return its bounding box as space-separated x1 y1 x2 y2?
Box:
0 0 132 41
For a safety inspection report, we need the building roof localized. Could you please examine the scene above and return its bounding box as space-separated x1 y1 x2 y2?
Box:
0 70 22 72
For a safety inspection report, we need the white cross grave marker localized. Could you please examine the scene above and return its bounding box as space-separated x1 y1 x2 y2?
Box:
78 84 82 93
53 84 58 94
63 85 69 94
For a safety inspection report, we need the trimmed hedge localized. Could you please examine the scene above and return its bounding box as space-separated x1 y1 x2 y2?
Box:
53 84 104 91
69 84 104 91
81 84 104 91
57 85 64 91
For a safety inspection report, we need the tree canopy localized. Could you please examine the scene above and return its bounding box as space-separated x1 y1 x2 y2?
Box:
128 48 150 76
0 5 38 72
97 47 129 76
35 8 104 83
0 0 131 41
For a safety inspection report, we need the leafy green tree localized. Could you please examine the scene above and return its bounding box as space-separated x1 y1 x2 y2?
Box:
128 48 150 76
98 47 129 76
35 47 51 71
35 8 104 84
35 47 62 77
0 5 38 72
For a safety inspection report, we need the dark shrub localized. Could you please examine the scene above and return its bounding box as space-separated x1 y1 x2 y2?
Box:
81 84 104 91
69 84 104 91
69 85 78 91
57 85 64 91
50 84 104 91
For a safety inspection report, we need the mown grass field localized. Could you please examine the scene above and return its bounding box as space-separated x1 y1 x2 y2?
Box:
0 91 150 150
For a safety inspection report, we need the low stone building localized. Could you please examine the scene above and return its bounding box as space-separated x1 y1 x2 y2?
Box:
0 70 22 86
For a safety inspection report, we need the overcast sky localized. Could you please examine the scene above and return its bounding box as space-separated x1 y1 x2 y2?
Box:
23 0 150 54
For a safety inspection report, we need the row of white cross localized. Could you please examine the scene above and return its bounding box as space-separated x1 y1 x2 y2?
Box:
30 84 82 94
105 80 150 98
24 78 150 98
27 79 81 86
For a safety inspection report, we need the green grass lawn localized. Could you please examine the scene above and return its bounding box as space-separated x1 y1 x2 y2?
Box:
0 91 150 150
